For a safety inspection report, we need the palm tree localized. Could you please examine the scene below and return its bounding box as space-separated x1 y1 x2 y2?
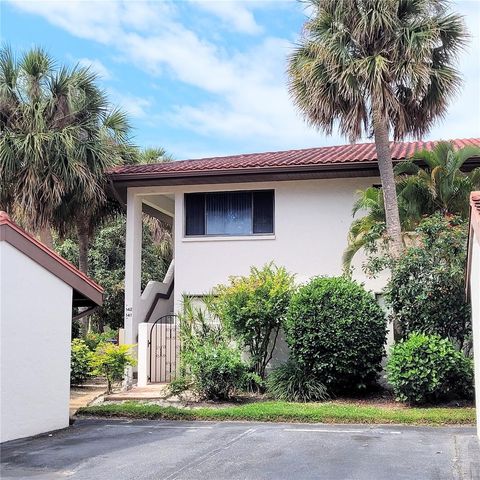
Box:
288 0 467 258
395 141 480 219
0 46 131 271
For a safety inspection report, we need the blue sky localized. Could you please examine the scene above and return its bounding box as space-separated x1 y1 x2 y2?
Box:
3 0 480 160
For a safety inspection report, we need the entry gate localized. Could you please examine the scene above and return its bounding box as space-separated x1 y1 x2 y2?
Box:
148 314 180 383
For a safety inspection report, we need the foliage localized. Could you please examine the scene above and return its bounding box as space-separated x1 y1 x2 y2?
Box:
179 298 249 400
70 339 93 385
288 0 467 144
395 142 480 219
385 214 470 349
344 143 480 270
387 333 474 405
56 214 171 330
213 264 295 381
168 377 190 397
285 276 386 393
84 329 117 351
80 401 476 426
90 343 136 394
266 359 329 403
0 46 131 243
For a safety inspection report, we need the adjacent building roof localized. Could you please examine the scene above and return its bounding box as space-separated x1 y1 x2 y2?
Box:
0 212 103 308
108 138 480 201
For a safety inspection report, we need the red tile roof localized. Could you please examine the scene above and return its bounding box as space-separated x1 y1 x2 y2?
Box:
0 211 103 307
110 138 480 177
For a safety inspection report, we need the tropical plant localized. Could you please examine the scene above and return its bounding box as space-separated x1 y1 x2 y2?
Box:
395 141 480 219
213 264 295 382
0 46 131 260
90 343 136 394
344 143 480 270
288 0 468 258
266 359 329 402
386 214 471 350
387 333 474 405
285 276 386 393
178 298 249 400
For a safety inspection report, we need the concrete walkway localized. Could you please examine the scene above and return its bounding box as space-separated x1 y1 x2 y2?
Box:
70 386 106 416
104 383 170 401
1 419 479 479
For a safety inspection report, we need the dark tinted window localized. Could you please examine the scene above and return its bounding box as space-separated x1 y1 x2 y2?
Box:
185 190 274 236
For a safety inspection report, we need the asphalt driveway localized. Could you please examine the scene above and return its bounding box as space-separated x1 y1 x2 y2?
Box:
1 419 479 479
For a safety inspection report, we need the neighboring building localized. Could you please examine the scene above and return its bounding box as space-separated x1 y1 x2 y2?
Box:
467 192 480 438
0 212 103 443
108 138 480 385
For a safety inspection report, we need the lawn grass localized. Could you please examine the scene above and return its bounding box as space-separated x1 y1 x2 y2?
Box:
78 401 476 426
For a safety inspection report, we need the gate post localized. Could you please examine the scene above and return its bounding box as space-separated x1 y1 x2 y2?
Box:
137 323 151 387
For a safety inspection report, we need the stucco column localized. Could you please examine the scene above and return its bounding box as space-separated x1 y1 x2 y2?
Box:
124 190 142 386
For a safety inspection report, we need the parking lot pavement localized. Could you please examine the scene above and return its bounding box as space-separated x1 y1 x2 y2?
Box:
1 419 479 480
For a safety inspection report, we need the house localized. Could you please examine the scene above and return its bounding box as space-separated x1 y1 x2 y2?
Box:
108 138 480 386
467 192 480 437
0 212 103 443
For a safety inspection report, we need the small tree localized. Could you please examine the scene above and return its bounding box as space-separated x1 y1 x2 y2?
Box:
91 343 136 393
213 264 295 382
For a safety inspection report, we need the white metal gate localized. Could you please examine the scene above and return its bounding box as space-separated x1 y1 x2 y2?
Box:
148 314 180 383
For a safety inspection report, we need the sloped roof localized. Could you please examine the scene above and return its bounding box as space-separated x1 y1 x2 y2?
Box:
0 212 103 308
110 138 480 178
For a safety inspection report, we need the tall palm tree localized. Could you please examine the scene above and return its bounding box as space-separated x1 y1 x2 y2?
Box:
288 0 467 257
0 46 132 271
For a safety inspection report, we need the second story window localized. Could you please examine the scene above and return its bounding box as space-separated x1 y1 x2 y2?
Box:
185 190 274 236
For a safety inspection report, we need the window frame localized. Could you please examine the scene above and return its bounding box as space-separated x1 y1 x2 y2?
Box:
184 189 275 238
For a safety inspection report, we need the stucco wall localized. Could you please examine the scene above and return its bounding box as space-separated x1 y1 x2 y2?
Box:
470 234 480 436
172 177 387 309
0 242 72 443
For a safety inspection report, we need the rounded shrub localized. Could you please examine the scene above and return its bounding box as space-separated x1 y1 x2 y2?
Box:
387 333 474 405
266 359 329 402
70 339 93 385
284 276 386 393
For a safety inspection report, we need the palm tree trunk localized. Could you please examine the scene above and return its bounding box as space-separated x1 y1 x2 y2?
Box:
372 108 403 258
76 217 90 274
38 226 54 249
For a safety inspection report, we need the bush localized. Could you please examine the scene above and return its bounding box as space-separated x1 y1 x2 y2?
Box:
386 215 471 350
91 343 136 393
168 377 190 397
179 298 249 400
285 276 386 393
84 329 117 351
266 359 329 402
387 333 474 405
213 263 295 382
70 339 93 385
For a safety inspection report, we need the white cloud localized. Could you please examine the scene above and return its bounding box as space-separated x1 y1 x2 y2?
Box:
8 0 480 158
78 58 112 79
193 0 262 35
108 88 152 119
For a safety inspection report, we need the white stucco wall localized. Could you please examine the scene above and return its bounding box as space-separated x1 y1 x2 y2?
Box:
469 234 480 437
0 242 72 443
171 177 386 308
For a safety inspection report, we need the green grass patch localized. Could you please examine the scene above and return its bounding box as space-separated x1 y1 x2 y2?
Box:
78 401 476 426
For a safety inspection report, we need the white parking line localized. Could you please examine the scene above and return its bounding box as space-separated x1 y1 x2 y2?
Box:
105 424 213 430
283 428 402 434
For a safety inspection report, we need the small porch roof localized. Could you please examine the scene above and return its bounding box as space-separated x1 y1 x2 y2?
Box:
0 212 103 308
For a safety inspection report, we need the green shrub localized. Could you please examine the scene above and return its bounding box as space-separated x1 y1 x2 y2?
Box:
91 343 136 393
285 276 386 393
186 343 248 400
387 333 474 405
179 298 249 400
267 359 329 402
168 377 190 397
70 339 93 385
84 329 117 351
386 215 470 350
213 263 295 381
